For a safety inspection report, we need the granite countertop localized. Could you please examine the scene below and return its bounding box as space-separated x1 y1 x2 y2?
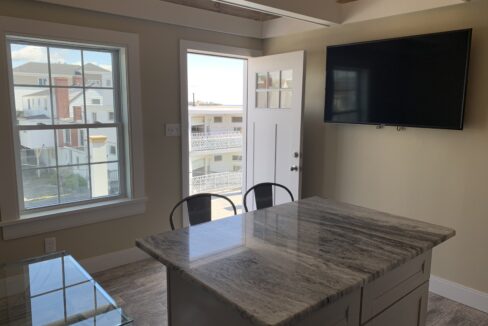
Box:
136 196 455 326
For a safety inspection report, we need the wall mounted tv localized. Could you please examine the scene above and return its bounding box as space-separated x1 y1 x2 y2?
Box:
324 29 471 130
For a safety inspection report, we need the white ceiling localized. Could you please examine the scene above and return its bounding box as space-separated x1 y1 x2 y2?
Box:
36 0 471 39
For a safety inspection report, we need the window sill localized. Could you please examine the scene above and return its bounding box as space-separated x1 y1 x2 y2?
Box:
0 197 146 240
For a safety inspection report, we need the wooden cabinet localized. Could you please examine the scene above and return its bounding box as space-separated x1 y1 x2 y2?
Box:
361 251 431 323
364 282 428 326
296 290 360 326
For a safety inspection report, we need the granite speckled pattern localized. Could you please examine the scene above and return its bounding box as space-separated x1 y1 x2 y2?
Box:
136 196 455 326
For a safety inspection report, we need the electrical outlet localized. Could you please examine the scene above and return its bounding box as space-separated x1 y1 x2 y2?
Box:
165 123 181 137
44 237 56 253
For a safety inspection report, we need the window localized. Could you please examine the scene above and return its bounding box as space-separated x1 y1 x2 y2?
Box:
214 155 222 162
233 165 241 172
231 116 242 123
8 37 124 211
232 155 242 161
213 116 222 123
64 129 71 144
233 127 242 132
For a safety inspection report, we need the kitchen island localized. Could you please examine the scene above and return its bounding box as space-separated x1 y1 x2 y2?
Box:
136 197 455 326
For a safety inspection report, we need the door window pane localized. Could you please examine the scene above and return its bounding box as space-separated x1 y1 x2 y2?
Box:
59 165 90 204
20 130 56 168
280 90 293 109
268 71 280 89
10 44 49 86
268 91 279 109
281 70 293 89
256 91 267 108
256 73 267 89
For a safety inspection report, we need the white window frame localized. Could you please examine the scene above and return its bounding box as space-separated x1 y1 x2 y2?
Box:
0 17 145 239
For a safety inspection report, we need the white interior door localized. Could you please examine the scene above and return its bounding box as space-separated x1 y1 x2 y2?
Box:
246 51 305 205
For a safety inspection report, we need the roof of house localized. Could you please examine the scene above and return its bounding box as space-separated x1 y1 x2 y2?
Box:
13 62 110 74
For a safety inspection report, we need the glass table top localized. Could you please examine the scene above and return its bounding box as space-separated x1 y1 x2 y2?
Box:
0 252 132 325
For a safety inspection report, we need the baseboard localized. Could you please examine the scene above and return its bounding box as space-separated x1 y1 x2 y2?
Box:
430 275 488 313
79 247 150 274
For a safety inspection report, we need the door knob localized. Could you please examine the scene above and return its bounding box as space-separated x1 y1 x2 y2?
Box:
290 165 298 171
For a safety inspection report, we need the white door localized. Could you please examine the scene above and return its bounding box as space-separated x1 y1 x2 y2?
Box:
246 51 305 205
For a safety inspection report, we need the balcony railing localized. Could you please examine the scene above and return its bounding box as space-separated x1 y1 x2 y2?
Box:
190 131 242 152
191 171 242 194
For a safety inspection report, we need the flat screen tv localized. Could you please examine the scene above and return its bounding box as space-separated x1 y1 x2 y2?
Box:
324 29 471 130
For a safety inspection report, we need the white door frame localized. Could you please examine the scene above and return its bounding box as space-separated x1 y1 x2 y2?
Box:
179 40 261 226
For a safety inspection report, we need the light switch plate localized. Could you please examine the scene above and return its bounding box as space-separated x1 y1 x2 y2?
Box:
165 123 181 137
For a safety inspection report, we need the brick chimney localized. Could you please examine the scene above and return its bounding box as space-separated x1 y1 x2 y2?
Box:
54 77 70 121
73 106 83 122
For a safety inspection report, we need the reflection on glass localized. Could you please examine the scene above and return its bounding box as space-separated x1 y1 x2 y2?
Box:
83 50 114 88
10 43 49 86
50 47 83 86
256 72 267 89
56 128 89 165
268 71 280 89
256 91 267 108
59 165 90 204
22 168 58 209
86 89 115 123
2 253 132 325
90 162 120 198
281 70 293 89
280 90 293 109
20 130 56 168
31 290 65 325
89 128 118 163
268 91 279 109
189 216 244 261
52 88 85 124
14 86 52 125
29 258 63 296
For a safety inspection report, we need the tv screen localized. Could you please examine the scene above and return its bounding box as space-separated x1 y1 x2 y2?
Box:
324 29 471 130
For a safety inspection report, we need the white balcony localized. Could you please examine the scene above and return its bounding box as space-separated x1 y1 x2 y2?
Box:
191 171 242 194
190 131 242 152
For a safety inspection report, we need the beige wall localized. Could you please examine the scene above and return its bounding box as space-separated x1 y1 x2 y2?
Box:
264 1 488 293
0 0 261 261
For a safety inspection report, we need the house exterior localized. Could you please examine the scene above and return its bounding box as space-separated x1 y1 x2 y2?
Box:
188 105 243 195
14 61 119 202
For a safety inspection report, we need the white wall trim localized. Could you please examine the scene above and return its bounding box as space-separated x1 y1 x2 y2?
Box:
80 247 150 274
36 0 262 39
430 275 488 313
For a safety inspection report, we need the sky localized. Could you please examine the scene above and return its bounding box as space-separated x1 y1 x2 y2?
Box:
187 53 245 106
10 43 113 71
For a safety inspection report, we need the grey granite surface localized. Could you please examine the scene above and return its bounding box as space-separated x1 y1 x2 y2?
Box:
136 196 455 326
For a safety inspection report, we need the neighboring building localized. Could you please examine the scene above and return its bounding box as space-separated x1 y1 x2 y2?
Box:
14 62 119 202
188 105 243 195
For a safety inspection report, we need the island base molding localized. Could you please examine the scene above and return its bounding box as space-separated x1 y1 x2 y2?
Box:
166 250 432 326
